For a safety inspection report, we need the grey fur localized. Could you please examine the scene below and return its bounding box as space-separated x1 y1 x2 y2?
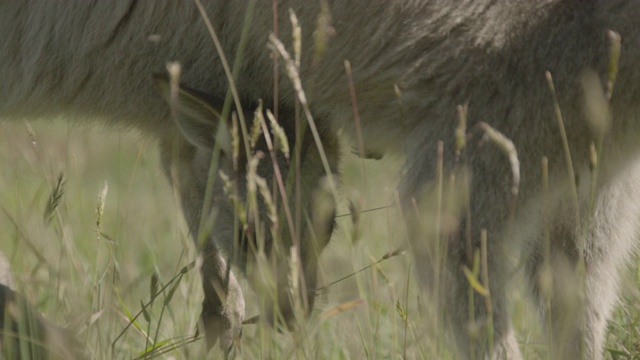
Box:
2 1 640 358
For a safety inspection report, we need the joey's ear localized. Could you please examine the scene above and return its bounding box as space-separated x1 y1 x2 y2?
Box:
153 74 231 153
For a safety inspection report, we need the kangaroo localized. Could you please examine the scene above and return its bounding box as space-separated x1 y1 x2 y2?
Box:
2 1 640 359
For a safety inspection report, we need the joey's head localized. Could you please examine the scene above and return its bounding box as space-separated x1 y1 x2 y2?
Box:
154 75 339 331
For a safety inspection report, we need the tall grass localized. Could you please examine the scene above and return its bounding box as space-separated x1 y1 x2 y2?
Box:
2 120 640 359
0 122 426 358
3 6 640 359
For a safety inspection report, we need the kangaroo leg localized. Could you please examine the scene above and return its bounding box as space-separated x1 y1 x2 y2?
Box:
528 164 640 359
158 137 245 352
404 199 522 359
401 142 522 360
200 240 244 352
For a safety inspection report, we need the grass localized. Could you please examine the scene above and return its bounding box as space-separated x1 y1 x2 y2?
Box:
3 111 640 360
0 121 425 359
2 121 640 359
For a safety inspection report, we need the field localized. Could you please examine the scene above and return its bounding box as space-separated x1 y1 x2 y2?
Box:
0 121 411 359
1 121 640 359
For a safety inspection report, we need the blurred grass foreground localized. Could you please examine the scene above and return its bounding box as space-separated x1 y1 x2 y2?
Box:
1 122 640 358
